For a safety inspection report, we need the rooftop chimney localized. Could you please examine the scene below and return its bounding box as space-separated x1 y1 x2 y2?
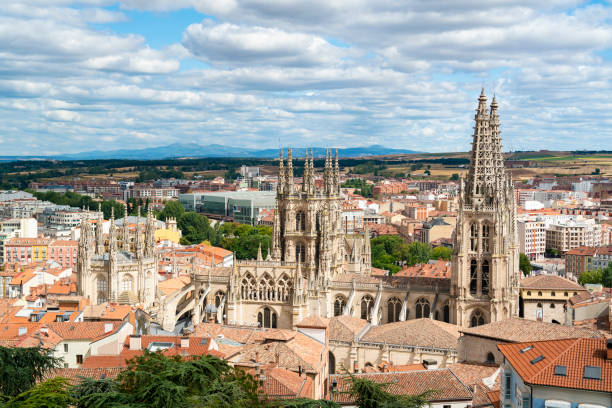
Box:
129 334 141 350
180 337 189 349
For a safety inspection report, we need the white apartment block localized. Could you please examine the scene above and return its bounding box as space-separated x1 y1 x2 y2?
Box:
545 219 602 253
518 220 546 260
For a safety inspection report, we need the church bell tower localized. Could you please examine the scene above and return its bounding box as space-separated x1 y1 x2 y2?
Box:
450 90 520 328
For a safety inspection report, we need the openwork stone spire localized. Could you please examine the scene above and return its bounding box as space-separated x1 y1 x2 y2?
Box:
465 89 505 207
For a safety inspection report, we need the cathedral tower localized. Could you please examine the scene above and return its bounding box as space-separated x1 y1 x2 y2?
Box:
450 90 520 328
271 148 347 280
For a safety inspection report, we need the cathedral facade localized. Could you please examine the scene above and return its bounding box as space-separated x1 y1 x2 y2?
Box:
183 91 519 332
76 207 158 308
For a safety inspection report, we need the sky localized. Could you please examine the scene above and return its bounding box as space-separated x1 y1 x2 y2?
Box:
1 0 612 155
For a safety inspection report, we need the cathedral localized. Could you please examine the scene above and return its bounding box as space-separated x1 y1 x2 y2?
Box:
76 206 158 308
76 91 519 332
182 90 520 331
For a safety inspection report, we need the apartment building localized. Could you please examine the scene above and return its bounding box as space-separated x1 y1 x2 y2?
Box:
518 220 546 260
545 220 601 253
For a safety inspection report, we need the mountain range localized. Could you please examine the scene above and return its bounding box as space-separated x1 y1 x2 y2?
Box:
0 144 420 161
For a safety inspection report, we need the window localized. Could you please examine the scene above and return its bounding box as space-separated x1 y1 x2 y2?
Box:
360 295 374 321
443 304 450 323
121 276 133 292
527 291 531 296
387 297 402 323
530 355 545 364
296 242 306 263
415 298 430 319
470 259 478 294
259 307 277 328
553 365 567 376
97 278 107 292
486 352 495 364
482 223 490 253
522 395 531 408
76 355 83 365
584 365 601 380
537 303 542 308
504 372 511 399
550 303 555 309
64 343 68 352
481 260 490 295
470 310 485 327
564 292 568 296
334 295 346 317
551 291 555 296
538 291 542 296
296 211 306 231
470 224 478 251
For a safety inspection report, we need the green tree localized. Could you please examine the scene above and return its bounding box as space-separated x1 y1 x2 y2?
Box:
578 269 603 285
5 377 74 408
340 371 430 408
158 200 186 221
450 173 459 181
0 346 62 397
71 352 264 408
519 253 533 277
400 242 431 267
430 246 451 261
274 399 340 408
178 212 217 245
603 264 612 288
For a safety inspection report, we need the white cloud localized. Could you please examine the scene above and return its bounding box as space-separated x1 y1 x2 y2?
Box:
0 0 611 154
182 21 346 67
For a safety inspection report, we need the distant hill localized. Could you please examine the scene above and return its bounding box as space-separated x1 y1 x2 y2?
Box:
0 144 421 161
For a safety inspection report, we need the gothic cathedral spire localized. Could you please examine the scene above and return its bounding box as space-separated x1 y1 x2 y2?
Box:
450 90 519 328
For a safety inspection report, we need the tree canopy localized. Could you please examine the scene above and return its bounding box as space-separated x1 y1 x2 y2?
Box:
0 346 62 397
370 236 448 274
519 253 533 277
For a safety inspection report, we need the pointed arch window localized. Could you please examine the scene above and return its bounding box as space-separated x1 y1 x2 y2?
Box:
482 260 490 295
470 310 485 327
296 211 306 231
470 260 478 295
214 291 225 308
277 274 292 302
482 224 491 253
259 274 275 301
470 224 478 251
387 297 402 323
241 273 256 300
443 304 450 323
415 298 430 319
334 295 347 316
296 242 306 263
360 295 374 321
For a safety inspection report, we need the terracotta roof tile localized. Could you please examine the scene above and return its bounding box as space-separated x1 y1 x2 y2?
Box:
520 274 585 291
296 315 329 329
47 321 123 340
44 367 124 384
360 318 459 349
328 315 369 343
329 369 473 403
262 366 313 400
460 317 602 343
498 338 612 393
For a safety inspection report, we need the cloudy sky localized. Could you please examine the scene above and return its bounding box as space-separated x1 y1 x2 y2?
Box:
1 0 612 155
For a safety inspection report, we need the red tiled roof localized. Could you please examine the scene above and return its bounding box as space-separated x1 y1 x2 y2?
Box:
329 369 473 403
394 260 450 279
520 274 585 291
460 317 602 343
498 338 612 393
47 321 123 340
262 366 313 400
44 367 124 384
